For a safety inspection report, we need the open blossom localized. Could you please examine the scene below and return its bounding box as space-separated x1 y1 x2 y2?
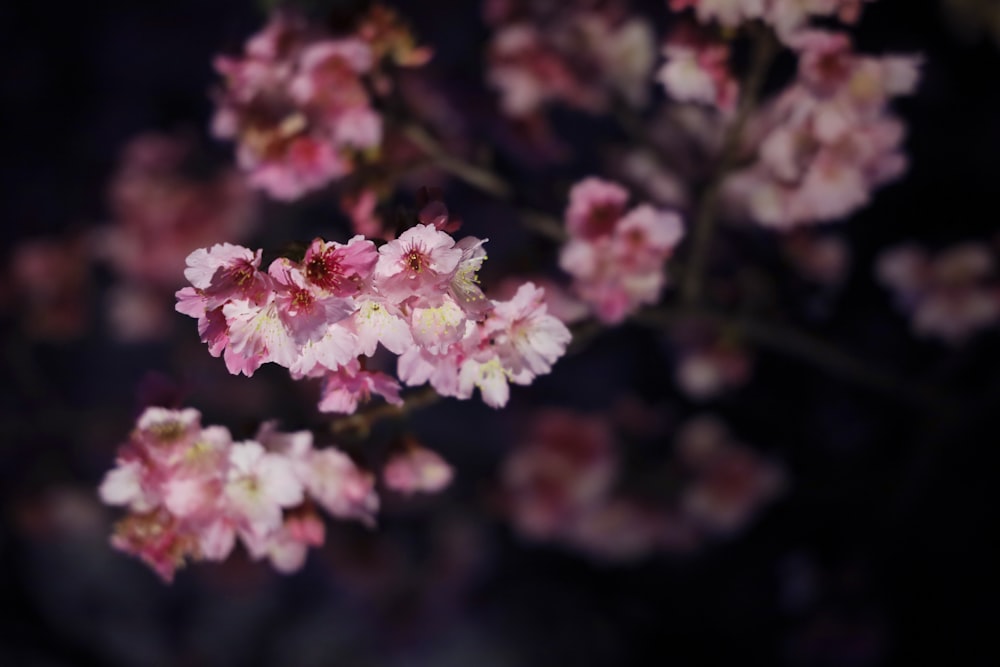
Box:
502 407 786 560
877 242 1000 344
177 221 572 412
670 323 754 400
657 22 739 112
95 133 256 293
383 439 454 495
676 416 786 535
723 32 921 229
486 2 655 117
100 408 379 580
671 0 873 38
212 8 427 200
559 178 685 323
503 410 619 539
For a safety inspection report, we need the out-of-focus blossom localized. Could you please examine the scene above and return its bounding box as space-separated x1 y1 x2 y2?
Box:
6 235 92 340
723 32 921 228
876 241 1000 343
671 326 754 400
100 409 378 581
559 178 685 323
486 1 655 118
212 7 428 200
676 415 786 535
502 407 786 560
177 222 572 412
670 0 874 40
784 232 851 286
96 133 256 290
383 439 454 495
503 410 619 539
658 21 739 112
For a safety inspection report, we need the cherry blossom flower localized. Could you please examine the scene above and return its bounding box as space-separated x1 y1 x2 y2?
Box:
212 8 428 200
877 241 1000 344
383 440 454 495
676 416 786 535
658 22 739 112
486 2 655 118
560 178 685 323
722 32 921 228
101 410 382 580
95 133 256 295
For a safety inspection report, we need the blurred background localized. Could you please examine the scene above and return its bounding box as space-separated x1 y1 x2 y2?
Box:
1 0 998 665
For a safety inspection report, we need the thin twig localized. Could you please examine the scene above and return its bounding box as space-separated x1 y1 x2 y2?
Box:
401 124 513 200
635 305 948 408
680 27 780 305
329 385 441 437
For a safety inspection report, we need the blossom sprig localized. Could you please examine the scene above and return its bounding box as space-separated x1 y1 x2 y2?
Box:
211 5 429 200
100 407 377 581
722 30 921 228
176 224 572 412
559 177 686 324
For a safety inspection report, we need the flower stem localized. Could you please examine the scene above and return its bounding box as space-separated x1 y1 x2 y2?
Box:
680 26 779 305
329 385 441 438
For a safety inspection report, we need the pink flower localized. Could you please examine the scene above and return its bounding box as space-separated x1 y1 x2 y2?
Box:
877 242 1000 343
503 410 618 539
670 0 765 29
98 132 256 291
676 416 786 535
210 11 410 200
300 448 379 525
722 35 920 229
269 259 357 341
565 178 629 239
110 509 200 583
658 23 739 112
487 282 573 379
223 440 304 538
223 297 298 372
374 224 464 302
302 235 378 296
486 7 655 117
182 243 268 309
560 180 686 323
383 440 454 495
317 360 403 414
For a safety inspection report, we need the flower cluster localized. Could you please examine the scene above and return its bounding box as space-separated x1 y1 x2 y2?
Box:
723 31 921 228
176 224 572 412
671 0 873 39
559 178 685 324
485 0 655 118
502 409 785 561
877 241 1000 344
99 408 376 581
211 7 428 200
95 133 257 341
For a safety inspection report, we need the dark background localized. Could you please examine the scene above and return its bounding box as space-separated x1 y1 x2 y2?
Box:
1 1 998 665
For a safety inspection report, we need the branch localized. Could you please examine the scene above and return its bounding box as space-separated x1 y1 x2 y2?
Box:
401 123 513 200
635 305 948 409
680 26 780 305
328 385 441 437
